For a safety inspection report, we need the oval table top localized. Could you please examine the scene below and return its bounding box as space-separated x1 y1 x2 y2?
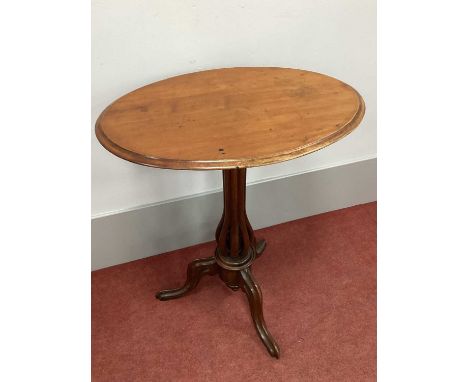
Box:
96 67 365 170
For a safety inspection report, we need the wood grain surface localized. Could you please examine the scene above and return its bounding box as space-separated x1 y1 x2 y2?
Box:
95 67 365 170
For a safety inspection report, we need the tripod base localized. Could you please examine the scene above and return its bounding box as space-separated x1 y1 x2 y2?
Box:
156 169 280 358
156 239 279 358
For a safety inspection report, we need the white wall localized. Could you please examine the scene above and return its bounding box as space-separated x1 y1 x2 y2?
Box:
92 0 376 218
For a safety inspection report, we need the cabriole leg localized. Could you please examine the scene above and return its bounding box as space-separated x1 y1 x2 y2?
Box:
156 256 218 301
240 267 280 358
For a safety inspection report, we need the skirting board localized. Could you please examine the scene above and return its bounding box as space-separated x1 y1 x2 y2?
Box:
92 157 376 270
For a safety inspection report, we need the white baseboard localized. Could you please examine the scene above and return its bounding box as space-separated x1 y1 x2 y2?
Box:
92 157 376 270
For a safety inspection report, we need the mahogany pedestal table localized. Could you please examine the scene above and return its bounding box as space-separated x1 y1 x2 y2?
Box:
95 67 365 358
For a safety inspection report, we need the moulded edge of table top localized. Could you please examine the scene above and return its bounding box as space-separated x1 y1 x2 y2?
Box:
95 70 366 171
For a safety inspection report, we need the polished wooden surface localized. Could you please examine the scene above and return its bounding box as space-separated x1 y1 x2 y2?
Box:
96 67 365 170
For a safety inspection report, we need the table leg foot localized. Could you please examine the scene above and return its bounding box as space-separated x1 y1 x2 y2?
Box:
156 256 218 301
240 267 280 358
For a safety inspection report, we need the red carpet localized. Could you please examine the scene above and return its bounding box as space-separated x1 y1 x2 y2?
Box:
92 202 376 381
